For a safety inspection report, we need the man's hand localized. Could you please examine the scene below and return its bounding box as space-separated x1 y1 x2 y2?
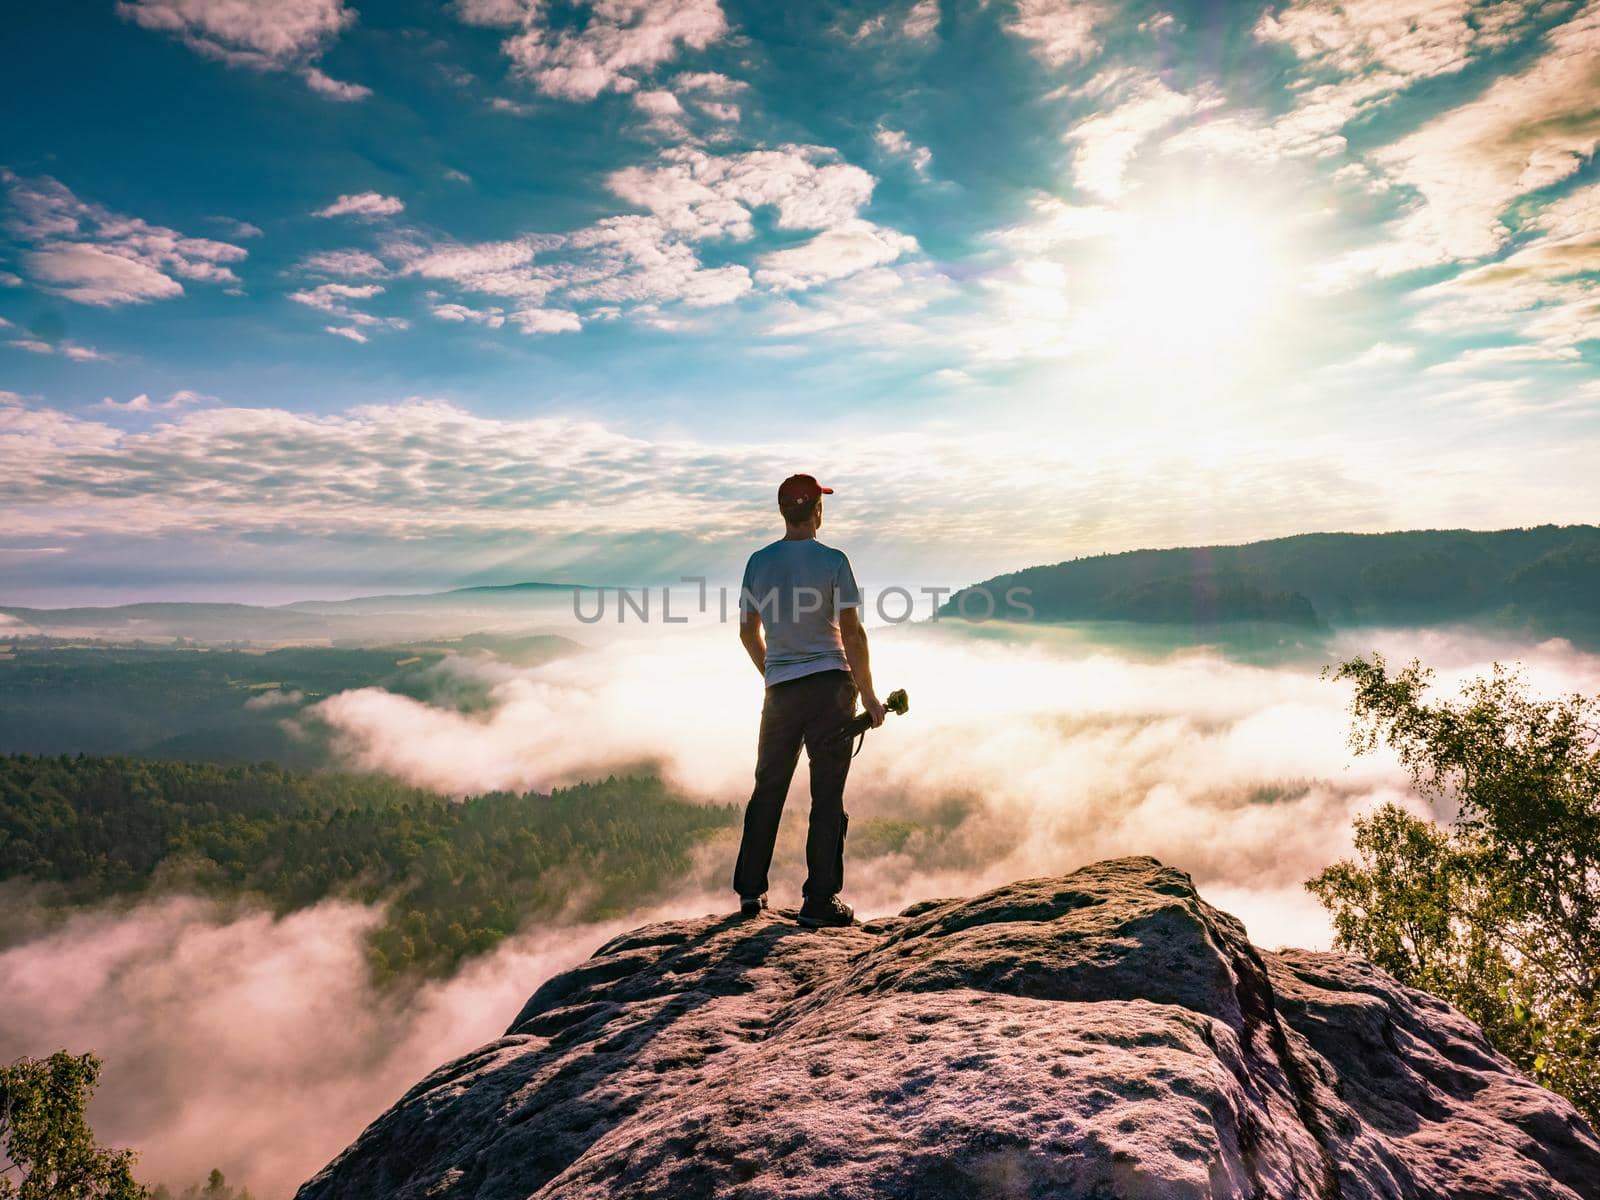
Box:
861 691 887 728
839 607 880 722
739 611 766 677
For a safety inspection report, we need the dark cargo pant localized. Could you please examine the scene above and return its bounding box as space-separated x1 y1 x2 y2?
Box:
733 668 857 902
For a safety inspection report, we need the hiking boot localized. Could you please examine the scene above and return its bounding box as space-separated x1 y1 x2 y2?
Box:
797 895 855 928
739 893 768 917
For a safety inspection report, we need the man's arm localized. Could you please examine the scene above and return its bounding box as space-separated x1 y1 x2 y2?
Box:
839 607 885 726
739 610 766 676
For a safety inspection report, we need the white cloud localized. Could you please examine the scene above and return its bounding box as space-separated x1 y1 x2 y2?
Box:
1169 0 1555 169
671 71 747 95
289 283 407 337
565 215 753 307
1160 107 1346 164
301 66 372 101
453 0 539 24
431 301 507 328
0 398 770 542
763 262 953 339
488 96 535 115
299 249 388 277
631 87 690 136
1531 179 1600 241
607 145 877 240
1005 0 1111 66
1255 0 1544 83
23 244 183 305
214 216 264 238
432 299 582 335
694 99 740 122
289 282 383 313
244 687 305 709
8 337 107 361
1331 161 1392 194
1425 344 1584 374
964 258 1083 362
991 193 1127 249
1346 341 1417 369
312 192 405 220
311 143 914 329
1066 71 1213 199
754 220 919 290
632 88 683 116
850 14 888 41
874 125 933 175
1409 226 1600 353
116 0 367 100
6 390 1599 593
102 389 215 413
903 0 940 40
507 307 582 334
397 236 559 302
1 170 247 306
1334 2 1600 276
0 394 1397 559
477 0 728 101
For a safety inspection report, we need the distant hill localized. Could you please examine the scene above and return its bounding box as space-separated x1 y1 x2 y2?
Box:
943 525 1600 640
282 580 586 615
0 581 595 643
0 601 352 642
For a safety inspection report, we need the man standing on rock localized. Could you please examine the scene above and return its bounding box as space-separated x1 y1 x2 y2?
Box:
734 473 885 928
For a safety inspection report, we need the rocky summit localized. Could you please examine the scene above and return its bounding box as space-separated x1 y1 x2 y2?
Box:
298 857 1600 1199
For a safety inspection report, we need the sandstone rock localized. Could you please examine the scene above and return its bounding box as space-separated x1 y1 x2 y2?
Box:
297 857 1600 1199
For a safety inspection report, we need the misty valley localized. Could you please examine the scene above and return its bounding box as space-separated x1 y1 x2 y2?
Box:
5 528 1600 1197
0 757 967 983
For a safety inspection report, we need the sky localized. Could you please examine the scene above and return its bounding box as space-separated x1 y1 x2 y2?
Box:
1 0 1598 604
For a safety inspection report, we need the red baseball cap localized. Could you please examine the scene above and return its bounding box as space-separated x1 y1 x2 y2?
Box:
778 473 833 508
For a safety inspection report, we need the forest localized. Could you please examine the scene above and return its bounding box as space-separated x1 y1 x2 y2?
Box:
946 525 1600 639
0 755 738 981
0 635 572 764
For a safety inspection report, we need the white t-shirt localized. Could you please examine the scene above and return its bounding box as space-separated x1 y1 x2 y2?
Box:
739 538 862 686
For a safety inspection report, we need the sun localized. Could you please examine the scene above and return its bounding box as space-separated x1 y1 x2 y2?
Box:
1089 197 1286 366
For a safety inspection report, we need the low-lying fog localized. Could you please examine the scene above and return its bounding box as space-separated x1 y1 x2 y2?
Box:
5 614 1599 1198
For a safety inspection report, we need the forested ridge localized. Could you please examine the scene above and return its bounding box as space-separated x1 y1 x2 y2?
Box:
946 524 1600 636
0 755 738 980
0 638 571 763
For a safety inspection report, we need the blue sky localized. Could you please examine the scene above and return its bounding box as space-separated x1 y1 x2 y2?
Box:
2 0 1598 604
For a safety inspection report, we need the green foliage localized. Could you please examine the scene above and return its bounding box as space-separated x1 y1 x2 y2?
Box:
1310 654 1600 1123
0 1051 146 1200
0 756 737 981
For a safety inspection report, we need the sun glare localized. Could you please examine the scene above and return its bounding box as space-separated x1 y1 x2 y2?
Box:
1091 198 1285 366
